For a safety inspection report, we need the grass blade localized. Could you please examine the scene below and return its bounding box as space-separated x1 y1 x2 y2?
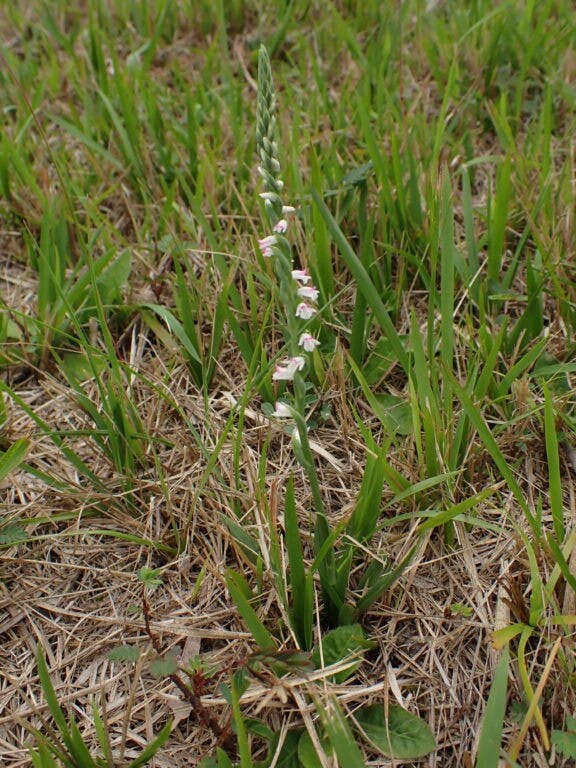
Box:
225 569 276 651
284 475 314 650
310 186 409 375
476 646 510 768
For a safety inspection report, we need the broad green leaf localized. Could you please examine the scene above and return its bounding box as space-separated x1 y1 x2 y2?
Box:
60 351 108 382
149 653 178 679
354 704 436 759
217 748 235 768
551 716 576 759
0 520 28 544
107 645 141 663
312 624 374 683
95 249 131 304
273 729 302 768
374 393 413 435
298 729 332 768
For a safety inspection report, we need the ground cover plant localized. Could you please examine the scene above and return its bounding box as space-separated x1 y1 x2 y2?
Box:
0 0 574 765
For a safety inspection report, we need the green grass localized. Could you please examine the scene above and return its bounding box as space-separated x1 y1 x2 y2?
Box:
0 1 575 766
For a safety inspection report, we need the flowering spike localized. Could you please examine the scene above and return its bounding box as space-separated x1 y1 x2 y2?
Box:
256 46 283 222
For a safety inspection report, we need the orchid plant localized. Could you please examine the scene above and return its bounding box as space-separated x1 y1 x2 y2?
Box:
255 45 338 628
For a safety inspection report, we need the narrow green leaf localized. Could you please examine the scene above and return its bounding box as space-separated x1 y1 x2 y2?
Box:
439 170 455 419
0 438 30 483
445 370 539 538
127 720 173 768
35 646 74 747
487 155 511 285
284 476 314 650
298 729 331 768
355 544 417 615
311 187 409 375
91 700 113 768
476 646 510 768
546 535 576 594
225 569 276 651
139 303 202 364
416 489 495 532
543 384 564 542
317 696 365 768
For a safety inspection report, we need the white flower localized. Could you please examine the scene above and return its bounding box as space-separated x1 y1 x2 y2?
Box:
258 235 277 249
296 302 316 320
292 269 311 284
282 205 296 214
258 234 277 257
273 402 292 417
259 191 281 207
298 333 320 352
272 356 305 381
297 285 319 302
273 219 288 233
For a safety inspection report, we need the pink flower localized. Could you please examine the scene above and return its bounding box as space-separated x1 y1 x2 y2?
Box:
298 333 320 352
258 234 277 249
297 285 319 302
272 356 305 381
273 402 292 417
296 302 316 320
273 219 288 233
292 269 311 284
258 234 277 257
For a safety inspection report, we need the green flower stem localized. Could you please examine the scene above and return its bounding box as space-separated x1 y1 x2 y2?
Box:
292 373 324 518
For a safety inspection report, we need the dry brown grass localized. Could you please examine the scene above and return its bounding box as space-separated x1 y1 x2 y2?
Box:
1 2 575 766
2 256 574 765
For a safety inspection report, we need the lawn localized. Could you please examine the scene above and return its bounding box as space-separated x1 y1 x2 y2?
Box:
0 1 575 766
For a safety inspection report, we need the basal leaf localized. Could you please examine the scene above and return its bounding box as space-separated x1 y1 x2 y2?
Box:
354 704 436 759
298 729 332 768
312 624 374 683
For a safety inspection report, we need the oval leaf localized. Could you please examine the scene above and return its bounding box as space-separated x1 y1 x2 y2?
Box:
312 624 374 683
107 645 141 663
149 653 178 679
354 704 436 759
